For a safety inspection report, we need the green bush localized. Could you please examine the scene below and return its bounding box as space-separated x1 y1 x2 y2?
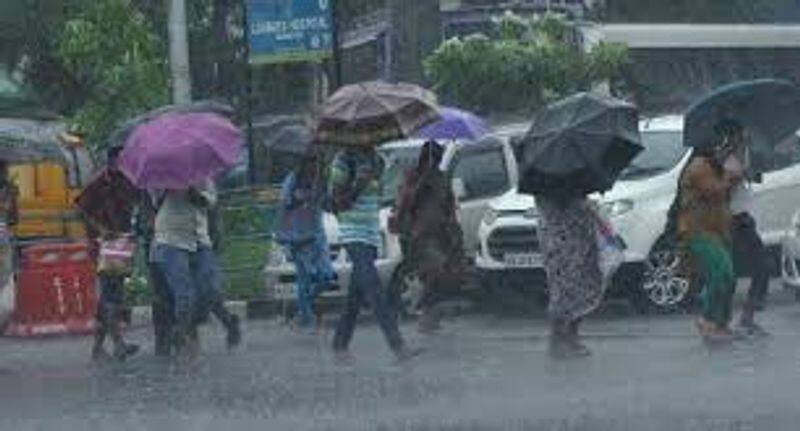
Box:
425 12 629 114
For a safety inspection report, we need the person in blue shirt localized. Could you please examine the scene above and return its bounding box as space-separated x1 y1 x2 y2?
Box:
275 151 335 333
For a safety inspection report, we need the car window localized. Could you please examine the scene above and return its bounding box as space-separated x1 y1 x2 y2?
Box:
761 134 800 173
379 146 422 206
450 145 509 201
619 130 687 180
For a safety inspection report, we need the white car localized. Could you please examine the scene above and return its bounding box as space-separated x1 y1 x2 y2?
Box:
477 115 799 312
263 132 521 312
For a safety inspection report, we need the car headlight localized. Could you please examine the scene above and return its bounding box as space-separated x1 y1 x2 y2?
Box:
482 208 499 226
601 199 634 218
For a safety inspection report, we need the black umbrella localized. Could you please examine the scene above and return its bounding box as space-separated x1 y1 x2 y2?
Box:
517 92 644 196
684 79 800 150
262 124 312 156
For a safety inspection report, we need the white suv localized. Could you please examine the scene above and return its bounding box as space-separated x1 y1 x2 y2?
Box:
263 132 520 311
477 115 798 312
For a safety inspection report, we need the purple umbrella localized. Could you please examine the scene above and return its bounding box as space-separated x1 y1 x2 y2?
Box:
117 112 242 190
415 107 489 140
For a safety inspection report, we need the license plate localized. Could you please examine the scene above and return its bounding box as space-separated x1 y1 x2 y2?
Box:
504 253 542 267
272 283 296 298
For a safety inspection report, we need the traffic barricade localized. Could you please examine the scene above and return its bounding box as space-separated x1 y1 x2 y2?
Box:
5 241 97 336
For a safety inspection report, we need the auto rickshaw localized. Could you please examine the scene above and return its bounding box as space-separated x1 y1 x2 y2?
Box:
0 117 96 335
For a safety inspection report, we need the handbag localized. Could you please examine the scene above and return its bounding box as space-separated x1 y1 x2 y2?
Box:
97 235 136 276
590 205 626 282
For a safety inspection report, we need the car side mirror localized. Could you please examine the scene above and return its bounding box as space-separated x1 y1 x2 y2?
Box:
452 178 467 202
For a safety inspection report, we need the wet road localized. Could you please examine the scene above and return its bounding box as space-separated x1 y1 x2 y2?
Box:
3 287 800 430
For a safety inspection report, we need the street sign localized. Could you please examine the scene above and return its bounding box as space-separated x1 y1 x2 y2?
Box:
246 0 334 64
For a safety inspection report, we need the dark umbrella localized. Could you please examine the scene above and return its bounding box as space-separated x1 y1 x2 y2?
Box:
263 125 312 156
518 92 644 196
107 100 235 151
684 79 800 150
314 81 440 147
74 167 137 232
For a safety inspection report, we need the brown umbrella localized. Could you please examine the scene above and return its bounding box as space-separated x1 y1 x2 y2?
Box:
314 81 440 147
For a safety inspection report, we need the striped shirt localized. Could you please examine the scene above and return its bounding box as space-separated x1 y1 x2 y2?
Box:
330 151 382 249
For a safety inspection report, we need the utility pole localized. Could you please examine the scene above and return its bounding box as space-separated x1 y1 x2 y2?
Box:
331 0 343 89
168 0 192 104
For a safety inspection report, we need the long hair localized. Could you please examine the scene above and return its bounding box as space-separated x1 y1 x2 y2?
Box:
416 140 444 175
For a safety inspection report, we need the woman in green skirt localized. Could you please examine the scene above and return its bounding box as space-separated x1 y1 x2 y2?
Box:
677 120 744 343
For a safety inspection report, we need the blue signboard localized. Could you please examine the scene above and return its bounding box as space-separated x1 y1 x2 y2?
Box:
247 0 334 64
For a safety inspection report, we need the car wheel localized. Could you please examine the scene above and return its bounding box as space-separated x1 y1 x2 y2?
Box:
639 248 694 313
388 263 425 319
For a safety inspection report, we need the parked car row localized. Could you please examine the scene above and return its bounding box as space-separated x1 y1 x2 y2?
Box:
264 115 800 313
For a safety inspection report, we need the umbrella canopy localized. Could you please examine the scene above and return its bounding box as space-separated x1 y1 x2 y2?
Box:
314 81 440 147
107 100 235 152
0 118 69 164
518 92 644 196
415 106 489 141
75 167 137 232
116 112 242 190
684 79 800 150
263 124 312 156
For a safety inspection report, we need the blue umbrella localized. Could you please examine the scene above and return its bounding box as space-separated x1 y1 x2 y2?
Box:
684 79 800 150
415 106 489 140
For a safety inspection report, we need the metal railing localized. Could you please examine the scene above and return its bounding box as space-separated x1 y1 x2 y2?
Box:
215 186 278 300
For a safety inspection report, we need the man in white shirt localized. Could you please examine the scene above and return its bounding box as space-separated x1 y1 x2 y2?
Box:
151 181 241 358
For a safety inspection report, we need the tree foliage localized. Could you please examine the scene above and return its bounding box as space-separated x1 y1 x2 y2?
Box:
424 13 629 114
56 0 169 152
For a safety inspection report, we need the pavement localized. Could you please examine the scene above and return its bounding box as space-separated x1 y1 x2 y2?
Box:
2 283 800 430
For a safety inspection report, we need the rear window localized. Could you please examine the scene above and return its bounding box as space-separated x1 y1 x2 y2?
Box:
619 130 687 180
451 145 509 200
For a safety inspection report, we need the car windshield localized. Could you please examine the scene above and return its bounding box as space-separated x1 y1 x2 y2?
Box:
619 130 687 180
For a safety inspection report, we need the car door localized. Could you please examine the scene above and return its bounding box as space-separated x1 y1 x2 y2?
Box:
448 141 513 254
750 138 800 245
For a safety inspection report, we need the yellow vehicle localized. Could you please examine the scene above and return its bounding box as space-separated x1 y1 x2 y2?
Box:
7 129 94 239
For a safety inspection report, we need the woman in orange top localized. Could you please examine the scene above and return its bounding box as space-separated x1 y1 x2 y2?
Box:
677 120 744 343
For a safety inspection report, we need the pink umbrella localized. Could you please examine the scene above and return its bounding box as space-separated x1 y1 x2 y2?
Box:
116 112 242 190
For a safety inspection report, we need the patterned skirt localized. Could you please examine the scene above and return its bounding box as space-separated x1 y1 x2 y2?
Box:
537 196 604 321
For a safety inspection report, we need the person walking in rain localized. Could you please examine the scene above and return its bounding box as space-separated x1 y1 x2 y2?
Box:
330 148 421 363
724 140 770 337
275 149 335 333
390 141 467 333
88 147 139 361
677 119 741 343
135 190 174 356
151 180 241 360
536 191 604 358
